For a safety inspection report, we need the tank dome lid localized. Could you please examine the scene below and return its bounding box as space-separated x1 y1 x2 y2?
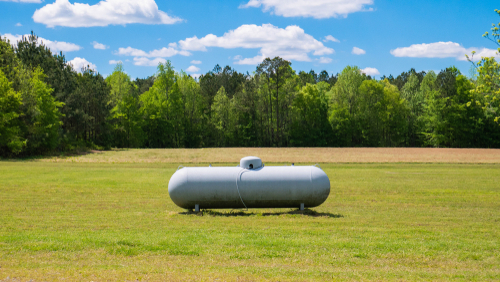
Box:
240 156 262 170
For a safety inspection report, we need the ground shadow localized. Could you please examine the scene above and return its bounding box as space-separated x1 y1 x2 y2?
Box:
57 148 130 158
43 148 130 160
0 148 118 162
179 208 344 218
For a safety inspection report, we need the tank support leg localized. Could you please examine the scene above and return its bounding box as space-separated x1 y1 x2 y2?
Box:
300 203 305 211
195 204 200 212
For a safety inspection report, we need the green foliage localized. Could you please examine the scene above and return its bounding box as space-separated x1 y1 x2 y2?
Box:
466 9 500 125
178 72 206 148
290 82 332 146
0 70 25 155
421 80 448 147
0 37 19 84
2 29 500 154
469 57 500 123
401 74 425 146
107 64 143 148
18 67 63 154
65 67 111 148
420 68 490 148
15 32 78 100
298 71 315 87
134 76 155 95
230 77 260 147
199 65 246 105
358 79 407 146
329 66 366 146
382 68 426 91
211 86 233 146
256 57 295 146
141 61 184 148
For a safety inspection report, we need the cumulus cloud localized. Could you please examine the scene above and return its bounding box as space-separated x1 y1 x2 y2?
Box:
361 67 380 76
352 47 366 55
116 24 333 66
67 57 96 73
186 65 200 73
324 35 340 43
92 41 108 50
240 0 374 19
467 48 500 61
109 60 122 65
318 57 332 64
115 46 190 66
2 33 81 53
190 73 201 79
1 0 42 2
178 24 334 65
15 23 23 27
190 60 202 64
390 42 499 61
33 0 182 28
116 46 190 57
133 57 166 67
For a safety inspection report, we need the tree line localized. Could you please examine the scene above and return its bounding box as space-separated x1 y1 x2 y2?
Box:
1 28 500 156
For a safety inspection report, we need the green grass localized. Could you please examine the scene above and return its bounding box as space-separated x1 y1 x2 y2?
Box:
0 162 499 281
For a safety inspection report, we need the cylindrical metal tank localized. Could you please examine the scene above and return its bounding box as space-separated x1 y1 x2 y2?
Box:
168 157 330 210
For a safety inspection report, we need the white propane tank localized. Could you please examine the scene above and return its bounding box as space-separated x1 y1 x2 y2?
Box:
168 157 330 210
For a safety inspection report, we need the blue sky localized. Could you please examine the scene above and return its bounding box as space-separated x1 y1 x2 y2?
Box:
1 0 499 79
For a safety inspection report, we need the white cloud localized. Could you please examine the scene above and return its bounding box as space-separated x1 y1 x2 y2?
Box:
116 46 190 58
240 0 374 19
114 46 190 66
133 57 166 67
116 24 334 66
32 0 182 28
178 24 334 65
2 33 81 53
190 60 202 64
186 65 200 73
318 57 332 64
15 23 23 27
67 57 96 73
352 47 366 55
1 0 42 2
115 46 191 67
468 48 500 61
390 42 499 61
361 67 380 76
109 60 122 65
190 73 201 79
92 41 108 50
324 35 340 43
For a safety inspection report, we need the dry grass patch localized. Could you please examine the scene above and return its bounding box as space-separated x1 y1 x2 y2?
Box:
35 147 500 164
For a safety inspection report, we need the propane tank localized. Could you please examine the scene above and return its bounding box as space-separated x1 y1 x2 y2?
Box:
168 157 330 210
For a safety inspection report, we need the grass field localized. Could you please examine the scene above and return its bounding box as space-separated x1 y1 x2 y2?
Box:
1 149 500 281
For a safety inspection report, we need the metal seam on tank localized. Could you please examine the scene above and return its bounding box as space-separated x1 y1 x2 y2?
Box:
235 169 248 210
310 167 312 183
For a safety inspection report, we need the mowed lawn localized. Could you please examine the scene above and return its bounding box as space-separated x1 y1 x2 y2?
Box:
0 151 499 281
